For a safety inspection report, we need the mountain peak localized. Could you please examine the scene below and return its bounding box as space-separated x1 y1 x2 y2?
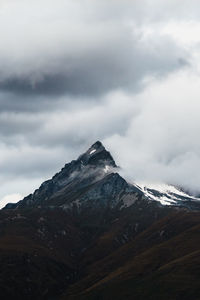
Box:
4 141 118 209
78 141 117 168
91 140 104 149
86 140 105 156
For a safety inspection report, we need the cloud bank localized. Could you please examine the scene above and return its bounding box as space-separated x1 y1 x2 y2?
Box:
1 0 200 204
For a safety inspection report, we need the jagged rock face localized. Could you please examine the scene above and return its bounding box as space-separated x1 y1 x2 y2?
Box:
4 141 130 210
62 173 143 211
78 141 117 168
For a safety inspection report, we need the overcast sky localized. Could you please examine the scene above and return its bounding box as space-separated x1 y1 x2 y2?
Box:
1 0 200 207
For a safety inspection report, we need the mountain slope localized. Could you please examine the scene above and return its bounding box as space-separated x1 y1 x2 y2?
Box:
5 141 118 209
4 141 145 212
63 212 200 300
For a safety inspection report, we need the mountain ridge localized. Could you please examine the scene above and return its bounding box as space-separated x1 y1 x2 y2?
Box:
4 141 200 211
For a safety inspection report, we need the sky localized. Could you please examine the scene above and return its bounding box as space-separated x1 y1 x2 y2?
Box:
1 0 200 207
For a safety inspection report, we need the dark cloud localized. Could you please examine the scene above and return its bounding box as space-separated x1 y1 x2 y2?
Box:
0 113 42 136
0 0 189 100
0 33 188 98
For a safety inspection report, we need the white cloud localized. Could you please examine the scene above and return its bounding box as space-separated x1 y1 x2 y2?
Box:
104 69 200 194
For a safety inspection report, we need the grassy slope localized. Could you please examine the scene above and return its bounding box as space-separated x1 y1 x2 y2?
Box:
64 212 200 300
0 208 83 299
1 205 200 299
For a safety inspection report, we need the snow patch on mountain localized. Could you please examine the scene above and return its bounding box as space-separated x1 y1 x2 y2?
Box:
104 165 110 173
90 149 96 155
135 182 200 205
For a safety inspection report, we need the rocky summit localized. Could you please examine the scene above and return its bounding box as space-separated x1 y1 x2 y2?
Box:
1 142 200 299
5 141 143 211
